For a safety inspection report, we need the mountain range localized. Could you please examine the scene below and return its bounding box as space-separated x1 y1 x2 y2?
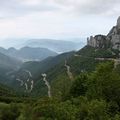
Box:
0 17 120 120
0 38 85 53
0 46 57 62
22 39 85 53
2 16 119 97
0 17 120 98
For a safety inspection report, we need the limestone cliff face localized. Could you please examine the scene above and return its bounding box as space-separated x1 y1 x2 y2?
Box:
87 17 120 50
87 35 108 49
117 16 120 29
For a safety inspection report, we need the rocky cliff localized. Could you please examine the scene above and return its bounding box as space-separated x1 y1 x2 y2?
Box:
87 17 120 51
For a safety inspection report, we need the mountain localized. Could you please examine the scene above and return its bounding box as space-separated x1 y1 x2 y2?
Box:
32 46 115 97
9 17 120 97
0 46 57 62
23 39 85 53
0 38 85 53
20 51 75 76
87 16 120 51
2 17 120 98
1 17 120 120
5 51 75 94
12 45 114 97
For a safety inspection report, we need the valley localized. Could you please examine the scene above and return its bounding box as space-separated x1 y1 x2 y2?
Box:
1 0 120 119
0 16 120 120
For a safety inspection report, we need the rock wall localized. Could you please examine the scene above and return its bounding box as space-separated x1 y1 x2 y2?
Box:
87 35 108 49
87 16 120 50
117 16 120 29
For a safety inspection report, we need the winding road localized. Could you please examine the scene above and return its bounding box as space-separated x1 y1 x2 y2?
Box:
74 54 120 68
41 73 51 98
64 60 73 80
95 58 120 68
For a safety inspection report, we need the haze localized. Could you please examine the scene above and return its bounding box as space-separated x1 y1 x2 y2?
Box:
0 0 120 41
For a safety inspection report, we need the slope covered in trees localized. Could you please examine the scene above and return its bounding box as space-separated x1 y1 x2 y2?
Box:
30 46 117 97
1 45 118 98
1 62 120 120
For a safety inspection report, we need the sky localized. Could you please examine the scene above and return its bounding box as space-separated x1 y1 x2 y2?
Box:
0 0 120 40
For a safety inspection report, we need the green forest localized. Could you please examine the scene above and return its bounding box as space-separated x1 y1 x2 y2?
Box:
1 62 120 120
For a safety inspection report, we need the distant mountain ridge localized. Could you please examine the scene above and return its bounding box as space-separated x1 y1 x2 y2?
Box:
0 39 85 53
23 39 84 53
0 46 57 62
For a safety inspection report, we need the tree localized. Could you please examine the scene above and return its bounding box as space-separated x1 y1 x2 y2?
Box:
69 73 88 98
87 62 120 104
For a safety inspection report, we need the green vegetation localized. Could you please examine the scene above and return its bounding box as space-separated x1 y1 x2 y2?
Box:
0 61 120 120
0 45 120 119
0 46 116 97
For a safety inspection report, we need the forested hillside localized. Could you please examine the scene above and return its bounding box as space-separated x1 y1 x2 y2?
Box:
1 62 120 120
27 46 117 97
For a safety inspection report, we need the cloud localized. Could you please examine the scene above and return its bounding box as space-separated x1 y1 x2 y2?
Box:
0 0 120 18
52 0 120 16
0 0 119 39
0 0 60 18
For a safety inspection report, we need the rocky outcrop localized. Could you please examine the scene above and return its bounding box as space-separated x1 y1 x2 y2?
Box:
87 35 108 49
87 16 120 50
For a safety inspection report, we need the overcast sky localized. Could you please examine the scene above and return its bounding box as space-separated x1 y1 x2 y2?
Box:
0 0 120 40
